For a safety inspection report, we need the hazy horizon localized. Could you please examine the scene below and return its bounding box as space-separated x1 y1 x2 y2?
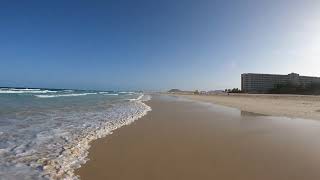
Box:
1 0 320 90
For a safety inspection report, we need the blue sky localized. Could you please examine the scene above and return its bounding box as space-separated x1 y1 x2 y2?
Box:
1 0 320 90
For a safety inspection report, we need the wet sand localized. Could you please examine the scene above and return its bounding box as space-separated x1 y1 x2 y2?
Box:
76 95 320 180
176 93 320 120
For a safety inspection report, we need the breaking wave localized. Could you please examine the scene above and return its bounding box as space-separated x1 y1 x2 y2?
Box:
35 93 97 98
102 93 119 96
0 88 57 94
0 92 152 179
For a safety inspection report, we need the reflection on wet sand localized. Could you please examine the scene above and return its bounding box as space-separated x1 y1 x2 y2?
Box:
240 110 267 117
78 95 320 180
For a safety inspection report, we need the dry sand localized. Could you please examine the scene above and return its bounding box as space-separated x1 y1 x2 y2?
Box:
76 95 320 180
176 93 320 120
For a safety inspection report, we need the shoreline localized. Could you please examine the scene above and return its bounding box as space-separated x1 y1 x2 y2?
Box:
0 91 153 180
172 93 320 120
45 95 152 179
76 94 320 180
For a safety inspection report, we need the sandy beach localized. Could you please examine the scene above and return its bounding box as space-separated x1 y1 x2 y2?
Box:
76 94 320 180
175 93 320 120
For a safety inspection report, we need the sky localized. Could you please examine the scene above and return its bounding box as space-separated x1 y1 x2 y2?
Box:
1 0 320 91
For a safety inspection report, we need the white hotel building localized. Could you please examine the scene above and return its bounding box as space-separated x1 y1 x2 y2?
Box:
241 73 320 93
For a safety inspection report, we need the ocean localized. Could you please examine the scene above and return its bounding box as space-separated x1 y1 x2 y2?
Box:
0 88 151 180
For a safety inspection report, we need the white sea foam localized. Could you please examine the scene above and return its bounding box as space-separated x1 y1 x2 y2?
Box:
0 94 152 180
118 91 135 94
99 92 110 94
11 88 42 91
140 94 152 101
0 89 57 94
102 93 118 96
127 94 144 101
35 93 97 98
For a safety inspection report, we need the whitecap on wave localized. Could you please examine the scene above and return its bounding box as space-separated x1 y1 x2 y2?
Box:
0 88 57 94
102 93 118 96
0 94 152 179
98 92 110 94
35 93 97 98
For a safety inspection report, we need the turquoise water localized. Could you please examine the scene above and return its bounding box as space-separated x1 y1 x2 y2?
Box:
0 88 151 179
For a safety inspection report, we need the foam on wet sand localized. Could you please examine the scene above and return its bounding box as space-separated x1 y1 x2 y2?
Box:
77 94 320 180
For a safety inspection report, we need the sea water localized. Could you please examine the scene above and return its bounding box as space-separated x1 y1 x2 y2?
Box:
0 88 151 179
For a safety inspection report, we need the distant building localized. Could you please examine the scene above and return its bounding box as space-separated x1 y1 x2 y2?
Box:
199 91 207 95
241 73 320 93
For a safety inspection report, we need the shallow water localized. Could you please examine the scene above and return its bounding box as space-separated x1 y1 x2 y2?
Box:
0 88 151 179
